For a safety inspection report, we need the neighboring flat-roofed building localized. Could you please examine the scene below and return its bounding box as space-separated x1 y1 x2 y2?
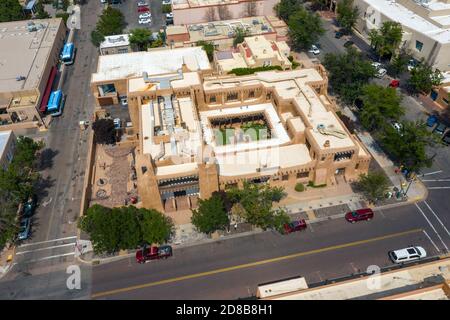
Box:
172 0 280 25
261 257 450 300
214 35 292 74
165 16 288 50
91 46 371 214
354 0 450 71
99 34 131 55
0 130 16 170
0 18 66 131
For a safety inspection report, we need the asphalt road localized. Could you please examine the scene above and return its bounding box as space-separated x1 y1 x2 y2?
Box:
90 201 450 299
0 0 100 299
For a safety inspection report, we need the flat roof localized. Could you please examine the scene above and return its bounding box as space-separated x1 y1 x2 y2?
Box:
363 0 450 44
100 34 130 49
92 47 211 82
0 130 13 157
173 0 240 8
0 18 63 93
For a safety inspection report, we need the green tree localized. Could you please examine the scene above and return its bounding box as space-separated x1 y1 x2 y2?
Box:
35 1 51 19
96 7 125 36
358 84 404 131
0 0 25 22
388 51 411 76
336 0 359 34
310 0 328 11
191 194 229 234
129 28 152 51
90 30 105 47
274 0 304 22
0 196 19 249
140 208 173 245
323 47 376 105
150 32 164 48
408 63 444 94
92 118 116 145
162 4 171 14
288 6 324 50
227 182 288 231
196 40 214 62
368 21 403 60
233 27 248 48
355 171 390 204
114 206 142 250
380 121 440 173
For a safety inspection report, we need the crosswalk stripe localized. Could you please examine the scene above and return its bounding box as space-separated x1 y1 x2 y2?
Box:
16 243 76 255
18 236 77 248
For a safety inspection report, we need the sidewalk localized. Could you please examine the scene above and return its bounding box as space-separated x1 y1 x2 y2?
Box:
0 245 15 280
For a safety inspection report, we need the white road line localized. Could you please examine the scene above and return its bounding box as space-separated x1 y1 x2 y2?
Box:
18 236 77 248
16 243 76 255
24 252 75 264
422 179 450 182
427 187 450 190
422 230 440 253
422 170 443 176
415 203 449 252
423 201 450 238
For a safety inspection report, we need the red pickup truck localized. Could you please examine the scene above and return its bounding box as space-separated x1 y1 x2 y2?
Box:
136 245 173 263
283 219 307 234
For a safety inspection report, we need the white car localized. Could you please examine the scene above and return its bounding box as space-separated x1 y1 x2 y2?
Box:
139 12 152 19
308 44 320 55
166 12 173 19
388 246 427 264
371 62 387 78
100 0 106 3
139 18 151 24
162 0 172 4
137 1 149 6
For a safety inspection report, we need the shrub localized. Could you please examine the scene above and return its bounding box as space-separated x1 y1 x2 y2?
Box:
229 65 283 76
294 183 305 192
307 181 326 188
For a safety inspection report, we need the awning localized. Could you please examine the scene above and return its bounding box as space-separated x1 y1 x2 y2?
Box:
39 66 57 113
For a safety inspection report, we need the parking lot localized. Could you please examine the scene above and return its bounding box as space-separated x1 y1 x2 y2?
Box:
106 0 166 33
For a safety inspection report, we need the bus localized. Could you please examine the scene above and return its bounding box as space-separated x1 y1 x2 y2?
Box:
60 43 75 65
47 90 65 117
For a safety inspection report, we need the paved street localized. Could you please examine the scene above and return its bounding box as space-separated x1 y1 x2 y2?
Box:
91 201 450 299
0 0 101 299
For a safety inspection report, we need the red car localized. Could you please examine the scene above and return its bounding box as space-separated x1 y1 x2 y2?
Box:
283 219 307 234
138 6 150 13
345 208 374 223
136 245 172 263
389 79 400 88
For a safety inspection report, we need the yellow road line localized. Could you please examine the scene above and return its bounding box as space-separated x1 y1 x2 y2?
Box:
92 228 422 298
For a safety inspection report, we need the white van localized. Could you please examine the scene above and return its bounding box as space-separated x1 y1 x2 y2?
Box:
388 246 427 264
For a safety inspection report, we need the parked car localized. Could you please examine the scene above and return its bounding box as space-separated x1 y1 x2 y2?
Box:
137 1 149 6
308 44 320 55
113 118 121 129
136 245 173 263
391 121 402 134
138 6 150 12
388 246 426 264
433 122 447 135
335 31 344 39
166 12 173 19
22 195 37 217
389 79 400 88
139 12 151 19
162 0 172 4
343 40 354 48
283 219 307 234
18 217 31 240
139 18 151 24
372 62 387 78
407 59 419 71
345 208 374 223
442 132 450 145
426 114 438 127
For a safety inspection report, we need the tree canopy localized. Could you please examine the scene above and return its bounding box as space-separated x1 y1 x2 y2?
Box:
388 51 411 77
129 28 153 51
368 21 403 60
79 205 173 254
0 0 25 23
336 0 359 33
355 171 390 204
323 47 376 105
358 84 404 131
275 0 304 22
380 121 440 173
233 27 248 48
408 62 444 94
196 41 214 62
191 194 229 234
91 7 125 47
92 118 116 145
288 6 324 50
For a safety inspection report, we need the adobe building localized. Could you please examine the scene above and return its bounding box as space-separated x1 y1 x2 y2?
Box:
214 35 292 74
172 0 280 25
166 16 288 50
0 18 66 132
431 70 450 108
90 46 371 213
